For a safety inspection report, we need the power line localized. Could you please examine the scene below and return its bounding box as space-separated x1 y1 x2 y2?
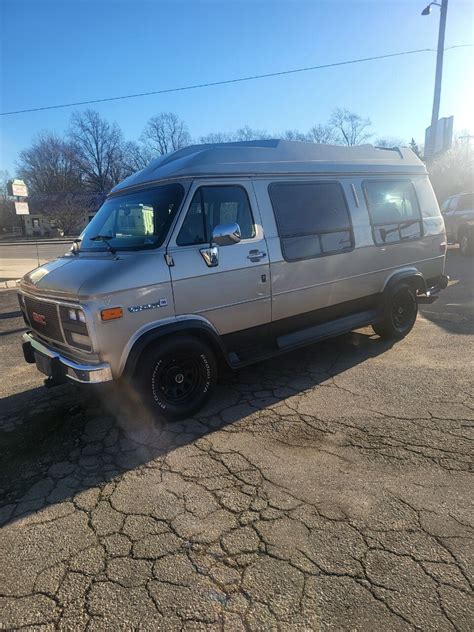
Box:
1 44 472 116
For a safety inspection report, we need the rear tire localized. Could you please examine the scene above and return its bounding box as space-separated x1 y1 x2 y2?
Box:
459 229 474 256
136 336 217 421
373 283 418 340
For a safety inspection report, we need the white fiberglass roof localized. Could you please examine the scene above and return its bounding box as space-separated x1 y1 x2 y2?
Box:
112 139 426 193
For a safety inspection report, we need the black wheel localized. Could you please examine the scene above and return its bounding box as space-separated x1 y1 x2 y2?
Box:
137 336 217 421
459 230 474 256
373 283 418 340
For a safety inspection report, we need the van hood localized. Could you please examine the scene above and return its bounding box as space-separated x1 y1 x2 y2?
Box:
20 253 170 298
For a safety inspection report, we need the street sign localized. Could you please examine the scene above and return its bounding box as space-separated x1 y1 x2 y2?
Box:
425 116 454 157
7 179 28 197
15 201 29 215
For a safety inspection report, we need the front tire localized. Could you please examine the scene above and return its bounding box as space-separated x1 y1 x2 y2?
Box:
373 283 418 340
137 336 217 421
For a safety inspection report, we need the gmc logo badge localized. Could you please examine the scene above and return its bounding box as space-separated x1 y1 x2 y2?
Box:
32 311 47 326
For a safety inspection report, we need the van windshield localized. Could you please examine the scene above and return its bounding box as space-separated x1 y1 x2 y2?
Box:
79 183 185 252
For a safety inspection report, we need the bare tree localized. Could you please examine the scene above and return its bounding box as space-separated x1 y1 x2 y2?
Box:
429 137 474 202
282 129 308 142
199 128 271 143
330 108 372 146
17 133 82 194
198 132 235 144
307 124 339 145
375 137 405 148
141 112 191 156
0 170 11 200
41 195 85 235
234 125 271 141
0 170 19 232
69 109 124 192
121 141 154 177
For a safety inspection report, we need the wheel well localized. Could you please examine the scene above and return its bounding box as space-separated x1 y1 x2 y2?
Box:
124 325 227 379
177 328 226 364
385 272 426 297
405 275 426 294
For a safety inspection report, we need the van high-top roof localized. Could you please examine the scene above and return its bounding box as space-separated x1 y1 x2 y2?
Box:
112 139 426 193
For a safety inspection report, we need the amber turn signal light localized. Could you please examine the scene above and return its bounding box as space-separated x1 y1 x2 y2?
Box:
100 307 123 321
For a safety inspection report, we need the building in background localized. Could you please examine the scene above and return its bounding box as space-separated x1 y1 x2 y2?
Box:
23 192 106 237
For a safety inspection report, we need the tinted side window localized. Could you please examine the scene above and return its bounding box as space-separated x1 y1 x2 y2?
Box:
269 182 353 261
363 180 422 245
177 186 255 246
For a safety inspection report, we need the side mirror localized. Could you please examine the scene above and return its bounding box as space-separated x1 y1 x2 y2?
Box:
212 222 241 246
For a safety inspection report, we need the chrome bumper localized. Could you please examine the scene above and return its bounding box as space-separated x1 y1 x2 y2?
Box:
22 332 113 384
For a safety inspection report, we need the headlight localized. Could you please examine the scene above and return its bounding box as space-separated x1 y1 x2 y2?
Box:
67 307 86 323
59 306 91 351
70 332 91 346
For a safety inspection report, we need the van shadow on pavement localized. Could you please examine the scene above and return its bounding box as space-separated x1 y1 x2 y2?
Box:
0 330 393 528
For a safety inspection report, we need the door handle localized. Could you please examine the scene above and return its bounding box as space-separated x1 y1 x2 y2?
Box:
247 249 267 262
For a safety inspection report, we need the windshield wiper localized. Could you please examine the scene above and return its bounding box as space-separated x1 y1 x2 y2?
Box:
89 235 117 254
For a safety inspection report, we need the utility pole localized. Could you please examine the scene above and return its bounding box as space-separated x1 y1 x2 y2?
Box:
424 0 449 161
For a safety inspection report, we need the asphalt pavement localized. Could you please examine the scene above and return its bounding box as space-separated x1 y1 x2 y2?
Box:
0 247 473 630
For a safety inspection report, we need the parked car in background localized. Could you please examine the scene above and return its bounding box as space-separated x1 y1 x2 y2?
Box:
18 140 448 420
441 192 474 256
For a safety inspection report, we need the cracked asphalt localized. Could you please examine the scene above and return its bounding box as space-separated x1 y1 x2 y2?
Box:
0 247 473 631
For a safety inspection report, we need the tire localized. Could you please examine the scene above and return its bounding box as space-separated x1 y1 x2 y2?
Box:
459 229 474 257
136 335 217 421
373 282 418 340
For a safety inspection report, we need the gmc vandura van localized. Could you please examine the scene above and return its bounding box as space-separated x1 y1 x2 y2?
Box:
19 140 448 419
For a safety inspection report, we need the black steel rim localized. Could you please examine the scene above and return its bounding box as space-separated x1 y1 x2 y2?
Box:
391 289 415 332
154 354 202 404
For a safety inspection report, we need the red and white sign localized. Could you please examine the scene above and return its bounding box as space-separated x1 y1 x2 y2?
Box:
8 179 28 197
15 201 30 215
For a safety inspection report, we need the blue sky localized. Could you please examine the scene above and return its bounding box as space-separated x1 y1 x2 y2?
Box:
1 0 473 174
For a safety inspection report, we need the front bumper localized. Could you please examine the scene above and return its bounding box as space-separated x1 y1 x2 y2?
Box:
22 332 113 385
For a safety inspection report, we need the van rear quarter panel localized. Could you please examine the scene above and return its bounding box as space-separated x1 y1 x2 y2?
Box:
253 175 445 323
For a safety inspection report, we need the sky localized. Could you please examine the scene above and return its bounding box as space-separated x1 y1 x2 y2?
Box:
1 0 473 175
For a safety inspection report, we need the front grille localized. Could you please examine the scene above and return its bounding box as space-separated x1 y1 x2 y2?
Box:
24 296 64 343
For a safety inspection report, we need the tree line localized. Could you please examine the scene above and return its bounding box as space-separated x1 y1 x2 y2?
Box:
1 107 472 234
12 107 416 196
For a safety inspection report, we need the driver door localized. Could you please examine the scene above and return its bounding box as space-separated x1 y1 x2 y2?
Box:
166 180 271 336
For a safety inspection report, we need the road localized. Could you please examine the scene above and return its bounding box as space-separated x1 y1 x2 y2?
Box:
0 247 473 630
0 241 72 282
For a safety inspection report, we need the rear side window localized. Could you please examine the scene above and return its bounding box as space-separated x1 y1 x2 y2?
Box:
269 182 353 261
363 180 423 245
177 186 255 246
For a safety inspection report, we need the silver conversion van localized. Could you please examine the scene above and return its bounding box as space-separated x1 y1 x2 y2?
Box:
19 140 448 419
